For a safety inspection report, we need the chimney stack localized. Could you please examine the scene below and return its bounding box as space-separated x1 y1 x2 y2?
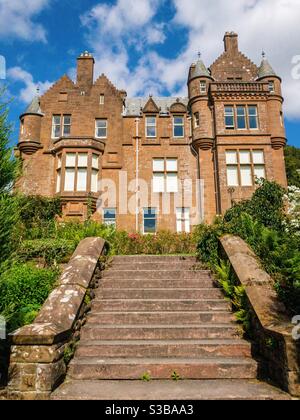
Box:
77 51 95 89
223 32 238 54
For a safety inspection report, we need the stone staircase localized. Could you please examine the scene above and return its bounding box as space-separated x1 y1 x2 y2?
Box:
52 256 290 400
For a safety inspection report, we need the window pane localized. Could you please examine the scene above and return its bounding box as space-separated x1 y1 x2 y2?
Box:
100 94 105 105
63 116 71 125
166 158 177 172
239 150 251 164
254 165 265 180
53 116 61 124
226 151 237 164
248 106 257 116
174 125 184 137
147 117 156 125
64 168 75 191
252 150 264 164
96 120 107 128
174 117 183 125
78 153 88 167
57 155 62 169
66 153 76 167
225 116 234 128
104 208 116 226
91 169 98 193
227 166 239 186
237 106 246 129
147 126 156 137
200 82 206 92
176 208 183 233
248 106 258 129
96 120 107 137
63 125 71 136
144 208 156 219
166 173 178 193
92 154 99 169
184 208 190 233
77 169 87 191
153 159 164 172
56 170 61 193
153 174 164 193
240 165 253 186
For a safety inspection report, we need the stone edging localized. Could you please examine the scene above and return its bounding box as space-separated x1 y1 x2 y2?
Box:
7 237 106 400
220 234 300 397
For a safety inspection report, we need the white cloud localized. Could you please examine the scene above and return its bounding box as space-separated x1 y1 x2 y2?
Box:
0 0 50 42
8 66 52 103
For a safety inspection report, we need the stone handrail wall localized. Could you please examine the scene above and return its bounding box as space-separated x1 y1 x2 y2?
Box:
220 235 300 397
8 237 107 400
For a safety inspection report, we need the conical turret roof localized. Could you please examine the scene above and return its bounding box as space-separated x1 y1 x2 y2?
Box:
188 54 212 81
257 53 277 79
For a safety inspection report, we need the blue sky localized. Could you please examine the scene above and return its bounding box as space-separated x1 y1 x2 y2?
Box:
0 0 299 147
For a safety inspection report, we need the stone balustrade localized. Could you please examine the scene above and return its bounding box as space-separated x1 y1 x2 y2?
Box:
7 237 107 400
220 235 300 397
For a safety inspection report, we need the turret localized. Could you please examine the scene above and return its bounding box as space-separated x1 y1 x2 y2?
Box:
18 93 43 155
257 52 286 150
188 54 214 150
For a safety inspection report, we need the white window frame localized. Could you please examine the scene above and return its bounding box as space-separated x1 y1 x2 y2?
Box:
194 112 200 128
52 115 61 139
248 106 259 130
176 208 190 233
200 81 207 94
95 119 108 139
268 81 275 93
99 94 105 105
225 106 235 129
237 106 247 130
62 115 71 137
152 158 178 194
173 116 185 138
103 208 116 227
146 116 157 138
143 208 157 234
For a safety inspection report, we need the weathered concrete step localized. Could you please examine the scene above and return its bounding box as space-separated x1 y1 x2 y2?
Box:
112 256 197 264
68 357 258 380
76 339 252 358
92 299 230 312
100 278 215 289
108 262 202 271
80 324 239 341
103 270 211 280
96 288 224 300
51 379 291 400
86 311 235 325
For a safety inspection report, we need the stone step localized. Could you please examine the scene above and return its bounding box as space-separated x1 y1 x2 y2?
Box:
96 288 224 300
51 379 291 400
111 256 197 264
100 278 215 289
80 324 239 341
76 339 252 358
86 311 235 325
108 262 202 271
103 270 211 280
68 357 258 380
92 299 230 312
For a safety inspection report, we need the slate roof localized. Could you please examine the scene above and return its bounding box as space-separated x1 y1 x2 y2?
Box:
124 97 189 116
22 96 43 116
257 57 277 79
188 58 212 81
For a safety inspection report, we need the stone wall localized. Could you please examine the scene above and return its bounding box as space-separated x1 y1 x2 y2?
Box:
7 237 107 400
220 235 300 397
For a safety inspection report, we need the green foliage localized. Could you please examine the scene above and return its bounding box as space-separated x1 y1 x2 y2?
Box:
0 263 58 332
0 89 20 194
197 180 300 315
0 195 20 267
285 145 300 188
171 371 181 381
64 341 77 365
18 238 76 266
140 372 151 382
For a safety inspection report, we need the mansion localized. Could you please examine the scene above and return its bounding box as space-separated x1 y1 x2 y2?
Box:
16 32 287 233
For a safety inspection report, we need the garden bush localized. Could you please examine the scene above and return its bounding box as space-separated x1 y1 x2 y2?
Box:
0 263 59 332
18 239 76 266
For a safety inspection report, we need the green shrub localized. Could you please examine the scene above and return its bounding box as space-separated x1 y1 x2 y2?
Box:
18 239 76 266
0 263 58 332
0 195 20 268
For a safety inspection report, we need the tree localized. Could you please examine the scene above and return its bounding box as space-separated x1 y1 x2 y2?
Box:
284 145 300 188
0 88 20 194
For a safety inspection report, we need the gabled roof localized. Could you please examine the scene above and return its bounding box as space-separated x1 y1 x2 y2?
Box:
124 97 189 116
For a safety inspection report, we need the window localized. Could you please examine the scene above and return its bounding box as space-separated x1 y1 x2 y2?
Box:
20 119 24 135
146 116 156 138
91 153 99 193
153 158 178 193
200 81 207 94
237 106 246 129
103 208 116 227
143 208 157 234
225 150 265 187
52 115 72 139
280 112 283 127
225 106 235 129
99 94 105 105
57 152 99 193
194 112 200 128
63 115 71 137
268 81 275 93
176 208 190 233
248 106 258 129
95 119 107 138
173 116 185 138
52 116 61 139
